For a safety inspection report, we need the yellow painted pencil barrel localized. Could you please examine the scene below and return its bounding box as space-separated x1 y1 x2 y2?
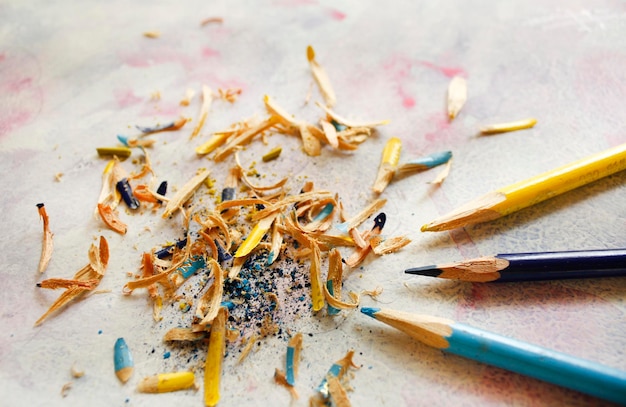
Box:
422 143 626 231
495 142 626 215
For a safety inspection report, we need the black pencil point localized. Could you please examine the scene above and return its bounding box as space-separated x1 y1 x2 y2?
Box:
404 265 443 278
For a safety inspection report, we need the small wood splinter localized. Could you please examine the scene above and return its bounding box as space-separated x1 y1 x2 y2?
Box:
36 203 54 273
447 76 467 120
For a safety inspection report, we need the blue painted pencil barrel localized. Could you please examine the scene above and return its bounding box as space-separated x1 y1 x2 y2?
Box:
447 323 626 404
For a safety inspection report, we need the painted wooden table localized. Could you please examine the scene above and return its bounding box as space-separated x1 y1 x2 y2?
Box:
1 1 625 406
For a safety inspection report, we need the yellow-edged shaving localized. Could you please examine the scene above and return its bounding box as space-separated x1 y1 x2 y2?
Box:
235 213 279 258
196 133 229 155
480 118 537 135
309 240 325 312
373 137 401 194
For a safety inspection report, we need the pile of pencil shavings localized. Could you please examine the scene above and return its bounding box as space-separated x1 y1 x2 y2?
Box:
34 45 419 406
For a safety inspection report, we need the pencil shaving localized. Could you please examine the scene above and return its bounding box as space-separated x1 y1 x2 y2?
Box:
35 237 109 326
307 45 337 107
36 203 53 273
428 158 453 185
143 31 161 38
162 168 210 218
480 118 537 135
447 76 467 120
190 85 213 139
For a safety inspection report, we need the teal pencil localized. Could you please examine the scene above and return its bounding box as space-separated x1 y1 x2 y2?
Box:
361 307 626 404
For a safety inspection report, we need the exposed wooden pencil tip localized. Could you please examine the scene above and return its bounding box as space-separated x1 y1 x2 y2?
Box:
116 366 134 383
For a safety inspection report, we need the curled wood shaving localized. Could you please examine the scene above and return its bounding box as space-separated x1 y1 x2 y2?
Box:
189 85 213 140
163 327 206 342
197 260 225 326
97 203 127 234
370 236 411 255
274 369 299 399
319 119 339 149
35 237 109 326
237 334 259 364
252 191 333 221
309 240 325 312
340 199 386 231
235 154 289 192
95 159 121 215
323 249 358 309
316 101 389 128
428 158 453 185
37 278 100 290
36 203 53 273
307 45 336 107
299 123 322 156
213 117 277 162
162 168 210 218
327 376 352 407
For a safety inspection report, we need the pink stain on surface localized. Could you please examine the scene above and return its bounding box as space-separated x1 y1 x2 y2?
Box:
0 50 43 139
327 8 346 20
201 47 221 58
384 54 467 110
0 110 34 139
119 47 197 71
114 89 142 108
417 60 466 78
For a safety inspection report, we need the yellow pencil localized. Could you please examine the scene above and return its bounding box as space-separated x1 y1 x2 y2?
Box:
422 143 626 232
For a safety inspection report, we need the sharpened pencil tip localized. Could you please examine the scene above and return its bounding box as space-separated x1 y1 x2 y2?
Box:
360 307 380 318
420 224 429 232
405 265 442 277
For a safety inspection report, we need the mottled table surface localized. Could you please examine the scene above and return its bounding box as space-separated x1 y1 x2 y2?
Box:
1 1 625 406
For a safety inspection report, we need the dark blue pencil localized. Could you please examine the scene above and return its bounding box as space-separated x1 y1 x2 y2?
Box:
405 248 626 282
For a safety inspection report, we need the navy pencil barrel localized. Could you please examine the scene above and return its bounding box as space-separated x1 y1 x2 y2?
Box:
497 248 626 282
